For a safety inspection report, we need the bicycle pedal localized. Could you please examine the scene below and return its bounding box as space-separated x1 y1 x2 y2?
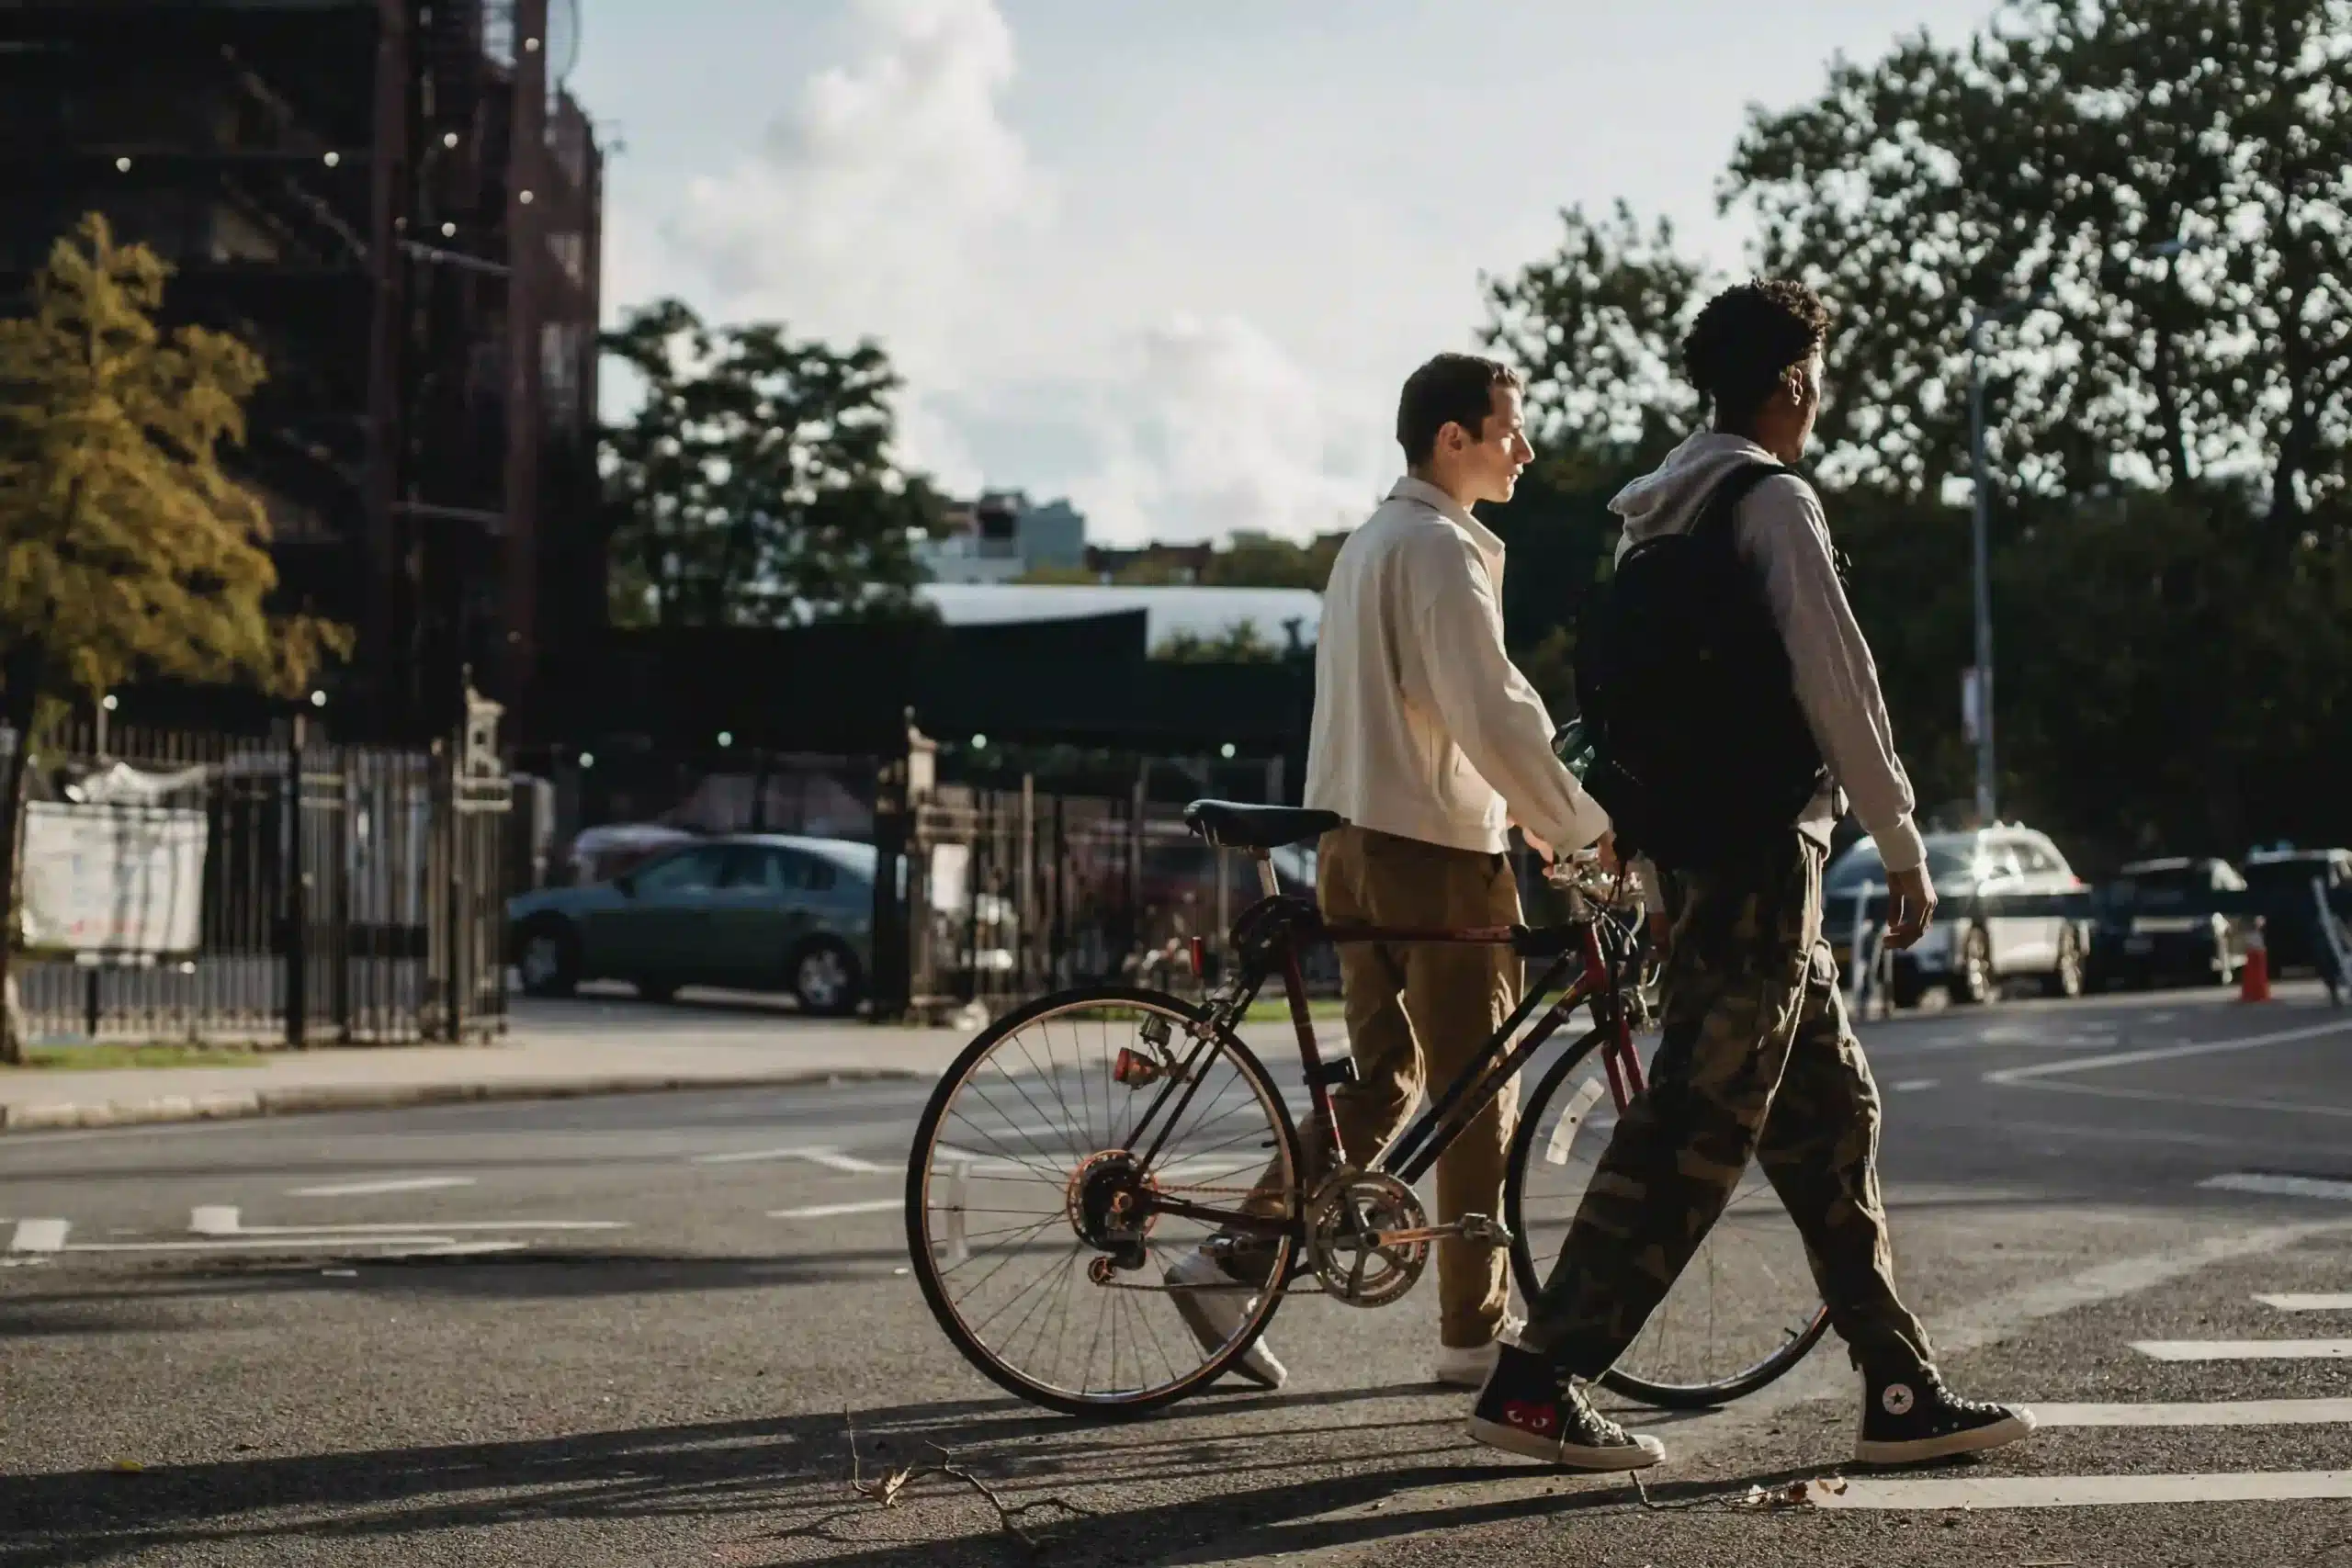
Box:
1454 1213 1515 1248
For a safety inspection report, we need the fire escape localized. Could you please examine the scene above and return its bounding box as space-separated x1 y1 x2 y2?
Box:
0 0 599 739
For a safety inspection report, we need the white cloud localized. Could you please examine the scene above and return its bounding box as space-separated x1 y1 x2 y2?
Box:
1074 314 1387 545
631 0 1393 542
659 0 1045 382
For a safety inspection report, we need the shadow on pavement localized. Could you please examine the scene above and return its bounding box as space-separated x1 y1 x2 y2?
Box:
0 1372 1831 1568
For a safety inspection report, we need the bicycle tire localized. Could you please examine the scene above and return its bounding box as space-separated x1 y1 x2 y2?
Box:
905 983 1303 1417
1503 1039 1832 1409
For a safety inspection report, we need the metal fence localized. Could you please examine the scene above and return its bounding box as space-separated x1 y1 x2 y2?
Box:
11 712 509 1047
900 781 1333 1018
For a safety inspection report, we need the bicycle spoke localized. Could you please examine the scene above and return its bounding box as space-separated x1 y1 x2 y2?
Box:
911 989 1296 1411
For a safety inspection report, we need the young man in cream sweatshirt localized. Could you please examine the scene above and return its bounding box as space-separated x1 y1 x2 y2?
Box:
1168 353 1614 1390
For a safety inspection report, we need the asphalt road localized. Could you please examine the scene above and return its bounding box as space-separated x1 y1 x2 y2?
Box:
4 984 2350 1566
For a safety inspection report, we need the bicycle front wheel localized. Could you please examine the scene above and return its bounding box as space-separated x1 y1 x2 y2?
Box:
1504 1040 1831 1408
905 985 1301 1416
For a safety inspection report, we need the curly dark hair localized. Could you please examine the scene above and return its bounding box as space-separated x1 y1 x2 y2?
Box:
1680 278 1831 425
1396 353 1523 467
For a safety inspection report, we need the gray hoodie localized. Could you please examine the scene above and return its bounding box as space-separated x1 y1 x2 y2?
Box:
1609 431 1926 875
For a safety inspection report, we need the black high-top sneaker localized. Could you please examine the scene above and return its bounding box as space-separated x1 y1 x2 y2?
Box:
1855 1369 2038 1465
1466 1343 1666 1471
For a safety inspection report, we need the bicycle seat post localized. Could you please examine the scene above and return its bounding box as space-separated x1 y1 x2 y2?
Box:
1251 848 1279 898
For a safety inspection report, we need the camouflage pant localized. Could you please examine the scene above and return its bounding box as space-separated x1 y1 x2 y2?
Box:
1521 832 1937 1382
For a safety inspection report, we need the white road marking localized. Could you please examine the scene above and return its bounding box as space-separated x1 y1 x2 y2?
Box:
690 1145 891 1173
2256 1293 2352 1312
288 1177 478 1198
1813 1471 2352 1510
185 1206 623 1237
2202 1172 2352 1201
769 1200 903 1220
2133 1339 2352 1360
2035 1398 2352 1426
1892 1078 1940 1092
238 1220 626 1235
1984 1020 2352 1090
64 1235 467 1254
7 1218 69 1253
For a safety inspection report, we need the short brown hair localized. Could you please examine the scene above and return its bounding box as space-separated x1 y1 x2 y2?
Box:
1396 353 1522 466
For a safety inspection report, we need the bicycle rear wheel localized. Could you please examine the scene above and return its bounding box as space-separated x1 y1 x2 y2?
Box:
1504 1040 1831 1408
905 985 1301 1416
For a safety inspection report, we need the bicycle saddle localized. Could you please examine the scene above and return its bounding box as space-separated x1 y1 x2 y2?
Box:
1182 800 1341 851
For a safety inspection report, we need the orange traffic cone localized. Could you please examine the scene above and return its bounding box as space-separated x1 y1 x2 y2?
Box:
2240 919 2272 1003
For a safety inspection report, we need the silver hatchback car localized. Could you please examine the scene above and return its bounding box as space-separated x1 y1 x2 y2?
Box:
1826 825 2092 1007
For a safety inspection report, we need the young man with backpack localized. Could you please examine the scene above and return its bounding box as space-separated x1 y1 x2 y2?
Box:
1466 279 2038 1471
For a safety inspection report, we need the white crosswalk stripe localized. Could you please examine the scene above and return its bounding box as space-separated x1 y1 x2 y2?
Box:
2035 1399 2352 1427
2132 1338 2352 1360
2255 1292 2352 1312
1815 1275 2352 1513
1814 1472 2352 1510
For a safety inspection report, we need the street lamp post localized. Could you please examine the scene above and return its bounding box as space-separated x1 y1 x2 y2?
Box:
1964 299 2040 827
1964 239 2200 828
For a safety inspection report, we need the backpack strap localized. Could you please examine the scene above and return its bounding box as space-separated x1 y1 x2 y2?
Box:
1689 461 1796 551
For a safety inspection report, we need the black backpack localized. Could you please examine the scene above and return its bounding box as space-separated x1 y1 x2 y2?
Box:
1572 462 1829 872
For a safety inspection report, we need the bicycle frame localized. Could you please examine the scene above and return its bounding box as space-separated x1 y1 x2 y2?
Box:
1119 854 1652 1243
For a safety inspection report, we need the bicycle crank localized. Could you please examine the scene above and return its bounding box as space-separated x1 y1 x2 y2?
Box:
1306 1171 1430 1308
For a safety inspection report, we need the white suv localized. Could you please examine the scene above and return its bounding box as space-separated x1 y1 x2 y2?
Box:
1826 825 2092 1007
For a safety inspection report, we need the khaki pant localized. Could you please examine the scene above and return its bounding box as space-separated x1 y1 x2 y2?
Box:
1522 832 1936 1381
1311 825 1524 1350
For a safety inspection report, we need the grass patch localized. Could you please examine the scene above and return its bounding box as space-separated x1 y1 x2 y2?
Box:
1241 997 1349 1023
17 1042 273 1071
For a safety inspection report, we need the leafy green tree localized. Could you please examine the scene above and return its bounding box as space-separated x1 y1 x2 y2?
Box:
0 215 346 1059
1199 531 1344 592
1483 201 1714 479
602 299 947 627
1727 0 2352 527
1152 620 1285 663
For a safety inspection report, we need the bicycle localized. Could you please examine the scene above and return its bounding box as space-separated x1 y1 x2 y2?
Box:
904 800 1831 1416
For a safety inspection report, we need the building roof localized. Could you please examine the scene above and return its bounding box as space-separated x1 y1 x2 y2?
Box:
917 584 1323 648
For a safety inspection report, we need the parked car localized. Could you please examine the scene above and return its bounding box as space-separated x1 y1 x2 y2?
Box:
507 834 887 1014
2086 857 2248 991
560 822 697 886
2241 848 2352 976
1824 825 2091 1008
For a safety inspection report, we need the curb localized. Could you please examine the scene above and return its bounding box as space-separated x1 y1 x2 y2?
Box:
0 1067 925 1134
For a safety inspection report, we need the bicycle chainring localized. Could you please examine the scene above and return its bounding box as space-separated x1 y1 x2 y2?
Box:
1306 1171 1429 1309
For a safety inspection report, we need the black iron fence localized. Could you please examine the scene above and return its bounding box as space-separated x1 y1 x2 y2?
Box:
10 710 509 1047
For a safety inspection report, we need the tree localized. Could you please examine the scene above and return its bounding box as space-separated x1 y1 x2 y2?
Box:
1483 201 1715 479
1199 531 1344 592
1152 620 1286 662
0 214 346 1060
602 299 947 627
1727 0 2352 525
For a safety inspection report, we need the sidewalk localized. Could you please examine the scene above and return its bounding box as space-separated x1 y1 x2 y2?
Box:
0 998 973 1134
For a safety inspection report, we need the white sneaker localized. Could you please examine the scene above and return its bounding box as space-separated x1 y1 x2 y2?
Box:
1432 1314 1525 1387
1165 1250 1286 1389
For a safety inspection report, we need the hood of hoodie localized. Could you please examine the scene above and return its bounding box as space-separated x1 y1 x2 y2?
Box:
1608 431 1785 558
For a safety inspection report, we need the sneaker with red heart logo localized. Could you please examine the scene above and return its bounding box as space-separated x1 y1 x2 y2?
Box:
1465 1344 1665 1470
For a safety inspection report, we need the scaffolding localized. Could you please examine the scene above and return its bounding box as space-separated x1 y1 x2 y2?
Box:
0 0 603 740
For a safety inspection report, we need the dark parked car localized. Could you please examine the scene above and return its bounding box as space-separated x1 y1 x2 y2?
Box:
2242 848 2352 977
2087 857 2248 990
507 834 886 1014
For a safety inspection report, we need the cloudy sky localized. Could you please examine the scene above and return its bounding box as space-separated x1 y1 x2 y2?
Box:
571 0 1998 545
